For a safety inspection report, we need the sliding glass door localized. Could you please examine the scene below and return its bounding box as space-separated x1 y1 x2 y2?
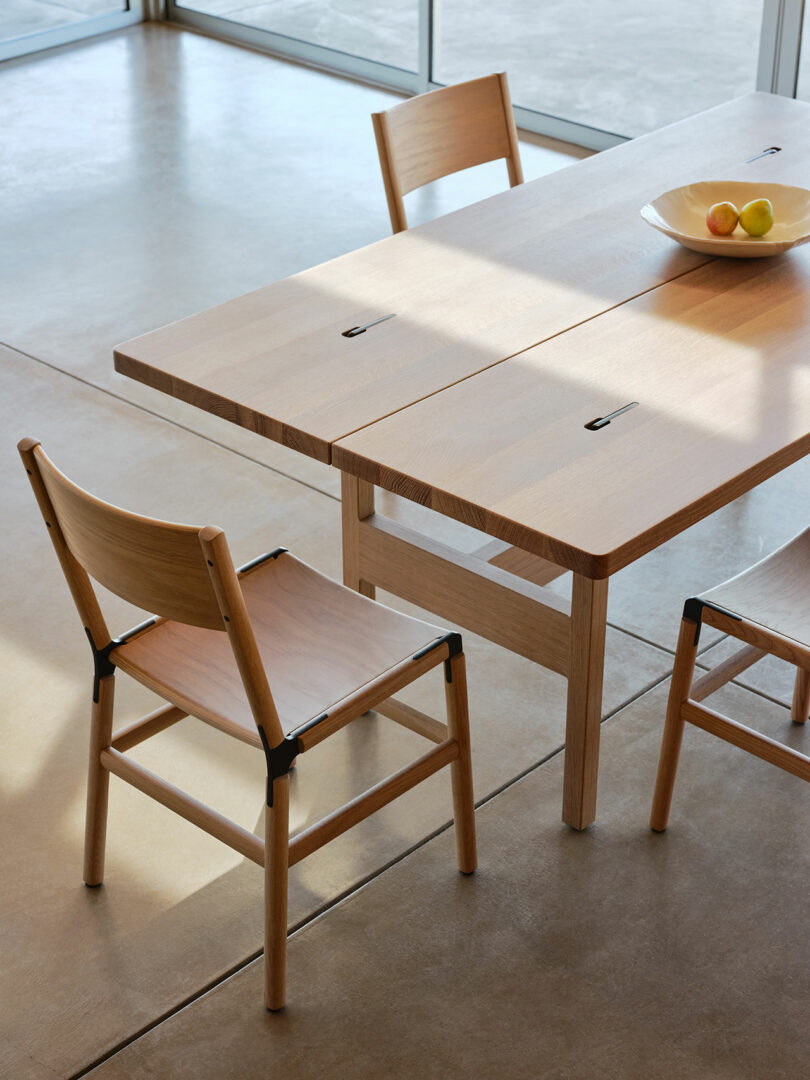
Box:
434 1 765 140
172 0 419 73
0 0 144 61
169 0 422 90
167 0 807 148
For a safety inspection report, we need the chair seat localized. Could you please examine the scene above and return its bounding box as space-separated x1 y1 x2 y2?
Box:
700 526 810 648
112 550 447 746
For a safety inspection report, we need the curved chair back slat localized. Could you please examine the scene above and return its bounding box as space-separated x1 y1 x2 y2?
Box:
373 72 523 233
30 442 224 631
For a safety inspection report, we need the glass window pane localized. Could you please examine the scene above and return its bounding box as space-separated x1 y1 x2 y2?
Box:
175 0 419 73
1 0 127 42
433 1 764 138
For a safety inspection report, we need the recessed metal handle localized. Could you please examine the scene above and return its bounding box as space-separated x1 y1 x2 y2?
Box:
342 313 396 338
745 146 781 164
584 401 639 431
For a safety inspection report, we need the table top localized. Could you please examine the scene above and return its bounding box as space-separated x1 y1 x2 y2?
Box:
335 248 810 578
115 93 810 464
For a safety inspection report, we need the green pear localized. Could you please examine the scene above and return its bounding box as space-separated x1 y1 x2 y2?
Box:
739 198 774 237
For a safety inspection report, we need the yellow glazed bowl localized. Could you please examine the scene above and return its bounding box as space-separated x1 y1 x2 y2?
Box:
640 181 810 257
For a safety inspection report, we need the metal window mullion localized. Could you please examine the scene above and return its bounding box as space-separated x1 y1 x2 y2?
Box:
758 0 806 95
418 0 433 91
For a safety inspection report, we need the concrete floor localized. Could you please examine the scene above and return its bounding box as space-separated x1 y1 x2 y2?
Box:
1 22 808 1080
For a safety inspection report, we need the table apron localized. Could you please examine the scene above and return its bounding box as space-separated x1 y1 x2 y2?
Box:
353 509 572 677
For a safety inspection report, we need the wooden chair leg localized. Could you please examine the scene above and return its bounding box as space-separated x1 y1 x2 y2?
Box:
264 774 290 1012
444 652 477 874
83 673 115 886
791 667 810 725
650 617 700 832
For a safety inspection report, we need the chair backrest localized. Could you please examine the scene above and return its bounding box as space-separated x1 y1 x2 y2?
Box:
22 439 223 630
18 438 284 743
372 72 524 234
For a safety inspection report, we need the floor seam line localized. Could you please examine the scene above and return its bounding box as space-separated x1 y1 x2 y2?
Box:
65 674 672 1078
65 813 462 1079
1 339 340 504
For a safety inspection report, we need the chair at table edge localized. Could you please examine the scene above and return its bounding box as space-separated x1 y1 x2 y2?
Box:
18 437 477 1011
372 72 524 234
650 527 810 832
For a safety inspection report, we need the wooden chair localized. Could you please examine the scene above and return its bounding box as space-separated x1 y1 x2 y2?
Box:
651 527 810 831
19 438 477 1010
372 72 524 234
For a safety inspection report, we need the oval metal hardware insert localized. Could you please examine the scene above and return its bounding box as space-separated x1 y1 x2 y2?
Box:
584 401 639 431
745 146 781 163
342 313 397 338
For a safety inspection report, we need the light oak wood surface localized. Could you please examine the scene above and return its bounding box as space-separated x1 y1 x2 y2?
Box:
115 94 810 464
700 525 810 647
115 548 450 746
334 249 810 579
372 72 523 234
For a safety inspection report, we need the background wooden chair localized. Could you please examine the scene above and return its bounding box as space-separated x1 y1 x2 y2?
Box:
372 72 523 234
19 437 477 1011
651 527 810 831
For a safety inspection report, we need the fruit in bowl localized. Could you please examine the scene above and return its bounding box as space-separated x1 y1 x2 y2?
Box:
706 201 739 236
739 198 774 237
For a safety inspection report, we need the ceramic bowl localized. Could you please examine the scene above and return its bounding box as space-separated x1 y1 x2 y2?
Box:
640 181 810 257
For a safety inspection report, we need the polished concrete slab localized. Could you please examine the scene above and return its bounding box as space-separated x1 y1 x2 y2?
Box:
85 680 810 1080
697 637 802 710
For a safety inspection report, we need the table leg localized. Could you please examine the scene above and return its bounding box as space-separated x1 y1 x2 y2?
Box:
562 574 609 830
341 472 376 599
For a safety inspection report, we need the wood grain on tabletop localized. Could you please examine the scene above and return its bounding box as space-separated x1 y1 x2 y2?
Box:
334 248 810 579
115 93 810 463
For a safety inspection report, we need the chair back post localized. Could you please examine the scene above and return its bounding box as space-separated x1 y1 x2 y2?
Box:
18 438 111 650
199 526 285 748
372 110 408 234
497 72 524 187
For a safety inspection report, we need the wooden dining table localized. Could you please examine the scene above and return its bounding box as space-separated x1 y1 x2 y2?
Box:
114 91 810 829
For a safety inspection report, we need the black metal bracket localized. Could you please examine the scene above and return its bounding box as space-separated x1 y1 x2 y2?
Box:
411 631 463 682
258 727 301 807
237 548 287 574
85 617 158 703
682 597 742 645
85 629 116 704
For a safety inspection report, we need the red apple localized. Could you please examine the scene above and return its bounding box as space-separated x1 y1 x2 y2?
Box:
706 201 739 236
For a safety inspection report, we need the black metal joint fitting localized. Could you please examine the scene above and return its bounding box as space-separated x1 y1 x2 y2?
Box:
258 727 301 807
682 597 741 645
84 628 117 704
411 630 463 682
237 548 288 575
